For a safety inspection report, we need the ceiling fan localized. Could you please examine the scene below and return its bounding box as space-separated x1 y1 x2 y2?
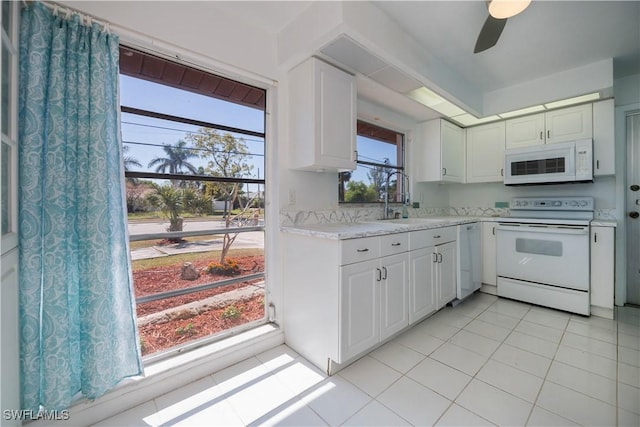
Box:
474 0 532 53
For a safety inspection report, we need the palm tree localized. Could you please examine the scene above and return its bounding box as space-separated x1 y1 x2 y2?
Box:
122 145 142 171
147 140 198 175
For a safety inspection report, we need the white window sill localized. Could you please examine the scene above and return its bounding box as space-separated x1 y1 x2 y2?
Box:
31 323 284 427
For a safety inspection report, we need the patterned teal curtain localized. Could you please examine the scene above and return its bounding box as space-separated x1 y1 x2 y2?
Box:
18 2 142 410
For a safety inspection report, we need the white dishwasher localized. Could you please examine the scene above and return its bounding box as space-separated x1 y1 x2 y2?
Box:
456 222 481 301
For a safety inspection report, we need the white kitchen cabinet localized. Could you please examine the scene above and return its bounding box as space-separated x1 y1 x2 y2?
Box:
545 103 593 144
408 248 436 324
283 231 408 373
505 104 593 148
408 226 457 323
592 99 615 176
505 113 545 148
288 57 357 172
481 221 497 291
340 248 409 363
436 241 457 308
415 119 465 183
590 225 615 319
466 121 506 183
340 259 380 360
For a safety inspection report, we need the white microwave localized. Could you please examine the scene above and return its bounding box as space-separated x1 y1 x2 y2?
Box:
504 139 593 186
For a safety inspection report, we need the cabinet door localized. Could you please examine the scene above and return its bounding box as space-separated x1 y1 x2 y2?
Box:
436 242 457 308
409 248 437 324
545 103 593 144
481 222 497 288
593 99 615 176
506 113 545 149
441 121 466 183
466 122 506 183
316 60 357 170
380 253 409 340
340 259 380 361
590 226 615 312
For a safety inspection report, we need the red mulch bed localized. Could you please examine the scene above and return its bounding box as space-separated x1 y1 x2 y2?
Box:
133 255 265 356
138 294 264 356
134 255 264 316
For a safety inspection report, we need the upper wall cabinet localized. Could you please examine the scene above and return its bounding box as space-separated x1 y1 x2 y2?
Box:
466 121 505 183
415 119 465 183
289 57 357 172
506 103 593 148
592 99 615 176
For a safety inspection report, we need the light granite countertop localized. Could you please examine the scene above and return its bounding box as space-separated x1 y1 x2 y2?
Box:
591 219 617 227
280 216 484 240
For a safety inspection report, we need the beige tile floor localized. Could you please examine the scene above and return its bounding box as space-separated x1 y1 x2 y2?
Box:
94 293 640 426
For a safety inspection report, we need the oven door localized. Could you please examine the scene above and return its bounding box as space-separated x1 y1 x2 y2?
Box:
496 223 590 290
504 142 576 185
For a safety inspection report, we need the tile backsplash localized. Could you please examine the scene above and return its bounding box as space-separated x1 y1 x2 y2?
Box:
280 206 617 226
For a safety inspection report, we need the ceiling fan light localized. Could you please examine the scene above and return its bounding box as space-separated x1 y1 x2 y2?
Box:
488 0 532 19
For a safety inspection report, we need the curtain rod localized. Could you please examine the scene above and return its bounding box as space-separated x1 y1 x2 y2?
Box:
35 1 111 32
32 0 276 88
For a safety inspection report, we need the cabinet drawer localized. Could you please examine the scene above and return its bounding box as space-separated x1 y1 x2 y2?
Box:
380 233 408 257
409 226 457 250
341 236 380 265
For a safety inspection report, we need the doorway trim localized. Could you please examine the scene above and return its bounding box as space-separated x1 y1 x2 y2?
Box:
615 102 640 306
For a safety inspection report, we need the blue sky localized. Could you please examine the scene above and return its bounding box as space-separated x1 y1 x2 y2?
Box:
120 75 399 185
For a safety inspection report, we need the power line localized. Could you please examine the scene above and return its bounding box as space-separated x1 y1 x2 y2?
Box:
121 120 265 144
122 140 265 158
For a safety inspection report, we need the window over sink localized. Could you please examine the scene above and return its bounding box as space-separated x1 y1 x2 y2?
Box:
339 121 405 203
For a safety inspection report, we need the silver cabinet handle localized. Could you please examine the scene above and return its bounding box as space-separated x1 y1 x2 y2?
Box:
391 242 401 247
376 268 382 282
594 233 598 243
540 131 543 140
437 253 443 263
492 226 496 235
596 160 600 170
357 248 369 253
433 253 438 263
442 167 447 176
382 267 388 280
433 235 441 239
547 130 551 139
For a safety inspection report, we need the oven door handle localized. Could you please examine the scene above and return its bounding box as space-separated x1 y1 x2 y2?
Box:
496 224 589 235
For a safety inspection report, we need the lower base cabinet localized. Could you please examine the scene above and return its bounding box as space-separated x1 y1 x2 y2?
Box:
340 253 409 362
409 236 457 324
590 225 615 318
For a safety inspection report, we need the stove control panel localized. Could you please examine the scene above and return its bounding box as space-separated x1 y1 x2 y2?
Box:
510 197 594 211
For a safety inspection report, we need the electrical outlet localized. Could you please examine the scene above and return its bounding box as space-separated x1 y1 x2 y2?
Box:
288 189 296 205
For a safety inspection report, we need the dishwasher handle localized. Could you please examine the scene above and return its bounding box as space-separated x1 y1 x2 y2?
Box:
496 223 590 235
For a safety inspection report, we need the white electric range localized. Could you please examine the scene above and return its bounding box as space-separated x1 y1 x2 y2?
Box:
496 197 593 315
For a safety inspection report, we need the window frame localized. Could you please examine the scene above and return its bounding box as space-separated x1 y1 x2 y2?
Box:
119 45 269 362
339 120 405 204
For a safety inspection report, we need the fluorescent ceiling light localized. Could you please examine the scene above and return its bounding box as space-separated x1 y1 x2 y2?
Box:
498 105 545 118
407 87 466 117
451 114 501 127
544 93 601 109
488 0 532 19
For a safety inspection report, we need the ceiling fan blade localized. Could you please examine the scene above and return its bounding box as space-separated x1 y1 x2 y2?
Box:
474 15 507 53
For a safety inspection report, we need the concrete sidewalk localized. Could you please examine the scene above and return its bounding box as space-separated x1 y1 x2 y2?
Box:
130 232 264 261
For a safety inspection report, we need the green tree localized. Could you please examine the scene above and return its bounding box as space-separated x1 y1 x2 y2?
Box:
187 128 255 263
146 184 185 236
344 181 377 202
147 140 198 187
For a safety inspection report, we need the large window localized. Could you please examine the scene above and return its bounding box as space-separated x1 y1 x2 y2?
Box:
339 121 405 203
119 47 267 359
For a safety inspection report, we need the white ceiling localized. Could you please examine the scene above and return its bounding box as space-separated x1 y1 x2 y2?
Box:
373 0 640 91
212 1 640 120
